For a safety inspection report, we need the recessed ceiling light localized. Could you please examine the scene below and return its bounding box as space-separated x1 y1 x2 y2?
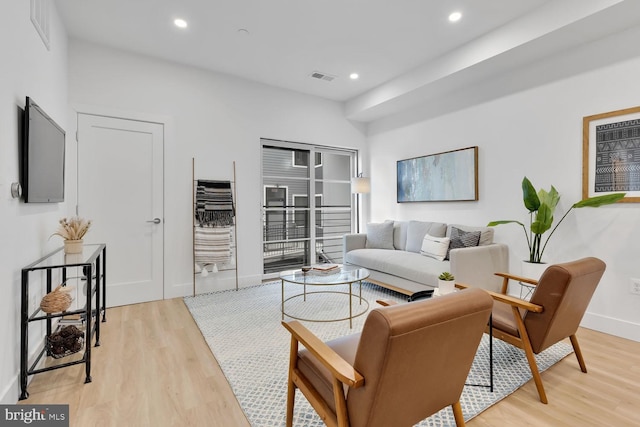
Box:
350 73 359 80
448 11 462 22
174 18 188 29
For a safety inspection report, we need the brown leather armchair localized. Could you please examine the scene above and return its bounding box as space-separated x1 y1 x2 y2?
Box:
457 257 606 404
281 287 493 427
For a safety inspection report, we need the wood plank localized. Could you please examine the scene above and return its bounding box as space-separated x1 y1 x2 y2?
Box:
19 298 249 427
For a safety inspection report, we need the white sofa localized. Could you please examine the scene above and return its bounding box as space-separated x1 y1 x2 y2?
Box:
343 220 508 296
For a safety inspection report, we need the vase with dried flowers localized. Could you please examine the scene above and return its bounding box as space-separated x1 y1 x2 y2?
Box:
52 217 92 254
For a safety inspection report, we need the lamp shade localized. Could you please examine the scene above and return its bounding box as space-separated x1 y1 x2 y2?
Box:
351 176 371 194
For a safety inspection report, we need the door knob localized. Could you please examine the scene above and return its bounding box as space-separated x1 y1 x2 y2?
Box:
147 218 161 224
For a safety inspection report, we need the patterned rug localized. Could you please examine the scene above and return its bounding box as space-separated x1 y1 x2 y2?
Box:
184 281 573 426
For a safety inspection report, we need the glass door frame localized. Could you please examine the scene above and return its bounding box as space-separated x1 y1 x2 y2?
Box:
261 138 357 280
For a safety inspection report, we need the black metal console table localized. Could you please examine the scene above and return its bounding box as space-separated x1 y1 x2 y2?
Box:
19 243 107 400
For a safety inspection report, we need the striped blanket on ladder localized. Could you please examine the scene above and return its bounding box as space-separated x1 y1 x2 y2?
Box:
195 180 235 268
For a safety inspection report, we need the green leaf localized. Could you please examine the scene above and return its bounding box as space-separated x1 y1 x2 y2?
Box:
538 186 560 211
487 220 524 227
531 203 553 235
573 193 625 208
522 177 540 212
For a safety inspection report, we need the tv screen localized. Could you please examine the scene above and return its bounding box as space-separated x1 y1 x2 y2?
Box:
23 97 66 203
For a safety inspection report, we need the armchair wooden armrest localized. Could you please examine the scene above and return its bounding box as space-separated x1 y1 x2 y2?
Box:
455 282 543 313
491 271 538 294
495 272 539 286
376 299 398 307
282 320 364 388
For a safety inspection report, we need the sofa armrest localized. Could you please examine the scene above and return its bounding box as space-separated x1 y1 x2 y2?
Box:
449 243 509 293
343 233 367 260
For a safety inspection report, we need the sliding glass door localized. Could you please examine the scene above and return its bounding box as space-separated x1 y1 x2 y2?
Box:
262 139 355 275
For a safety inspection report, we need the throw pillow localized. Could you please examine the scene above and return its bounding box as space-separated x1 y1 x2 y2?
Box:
447 224 494 246
365 221 395 249
393 221 409 250
405 221 447 253
420 234 451 261
445 227 481 260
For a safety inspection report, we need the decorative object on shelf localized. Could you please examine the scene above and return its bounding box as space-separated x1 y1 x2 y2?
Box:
438 271 455 294
40 284 73 313
488 176 625 264
583 105 640 202
64 240 84 254
51 216 92 254
397 146 478 202
46 324 84 359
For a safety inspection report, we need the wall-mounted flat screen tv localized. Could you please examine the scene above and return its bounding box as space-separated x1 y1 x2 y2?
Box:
23 96 66 203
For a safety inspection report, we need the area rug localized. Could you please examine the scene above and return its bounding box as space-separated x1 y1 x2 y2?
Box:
184 281 573 426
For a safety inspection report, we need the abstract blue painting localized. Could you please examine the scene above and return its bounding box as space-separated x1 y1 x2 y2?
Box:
397 146 478 202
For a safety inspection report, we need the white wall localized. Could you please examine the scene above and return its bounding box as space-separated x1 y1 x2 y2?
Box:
0 3 69 403
67 40 366 298
366 55 640 342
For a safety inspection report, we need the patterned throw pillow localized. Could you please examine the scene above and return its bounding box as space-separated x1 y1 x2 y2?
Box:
445 227 481 260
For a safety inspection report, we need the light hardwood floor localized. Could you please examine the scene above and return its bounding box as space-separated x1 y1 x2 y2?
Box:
19 298 640 426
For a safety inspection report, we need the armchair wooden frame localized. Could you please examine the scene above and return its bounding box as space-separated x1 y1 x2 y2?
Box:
282 320 364 427
456 271 588 405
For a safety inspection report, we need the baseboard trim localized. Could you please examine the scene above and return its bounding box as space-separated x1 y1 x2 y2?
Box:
1 375 18 404
166 274 264 299
580 312 640 342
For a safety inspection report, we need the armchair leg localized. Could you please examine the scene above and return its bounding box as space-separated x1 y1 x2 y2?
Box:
452 401 466 427
522 340 548 404
286 377 295 427
512 307 548 404
286 337 298 427
570 334 588 373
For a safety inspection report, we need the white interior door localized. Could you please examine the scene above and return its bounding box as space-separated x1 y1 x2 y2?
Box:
77 113 164 306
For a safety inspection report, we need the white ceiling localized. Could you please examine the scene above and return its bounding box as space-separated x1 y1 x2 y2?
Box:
55 0 640 122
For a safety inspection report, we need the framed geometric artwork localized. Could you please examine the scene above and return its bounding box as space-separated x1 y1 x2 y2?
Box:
397 146 478 202
583 106 640 202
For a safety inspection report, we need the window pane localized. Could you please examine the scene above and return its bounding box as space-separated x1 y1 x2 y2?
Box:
315 152 350 180
263 146 310 178
315 182 350 207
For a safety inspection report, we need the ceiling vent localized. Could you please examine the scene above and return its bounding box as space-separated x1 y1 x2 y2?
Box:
30 0 50 50
310 71 336 82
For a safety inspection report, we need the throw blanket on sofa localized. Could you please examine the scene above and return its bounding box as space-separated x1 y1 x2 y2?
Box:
195 180 235 227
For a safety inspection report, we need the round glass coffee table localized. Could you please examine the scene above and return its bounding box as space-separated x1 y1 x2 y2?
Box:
280 265 370 328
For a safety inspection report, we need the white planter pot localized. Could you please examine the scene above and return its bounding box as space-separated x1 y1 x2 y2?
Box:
438 279 455 295
521 261 549 281
64 239 84 254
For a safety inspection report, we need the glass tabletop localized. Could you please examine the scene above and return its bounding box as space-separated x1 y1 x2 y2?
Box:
22 243 106 270
280 265 369 285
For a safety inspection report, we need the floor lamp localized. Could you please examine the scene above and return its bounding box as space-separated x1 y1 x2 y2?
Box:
351 174 370 233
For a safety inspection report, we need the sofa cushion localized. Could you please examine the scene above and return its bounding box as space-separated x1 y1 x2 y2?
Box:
420 234 451 261
445 227 481 260
345 249 449 286
447 224 494 246
405 221 447 253
393 221 409 250
365 221 395 249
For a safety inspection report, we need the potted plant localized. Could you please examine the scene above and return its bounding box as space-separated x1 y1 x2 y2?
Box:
438 271 455 295
488 177 624 268
52 217 92 254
